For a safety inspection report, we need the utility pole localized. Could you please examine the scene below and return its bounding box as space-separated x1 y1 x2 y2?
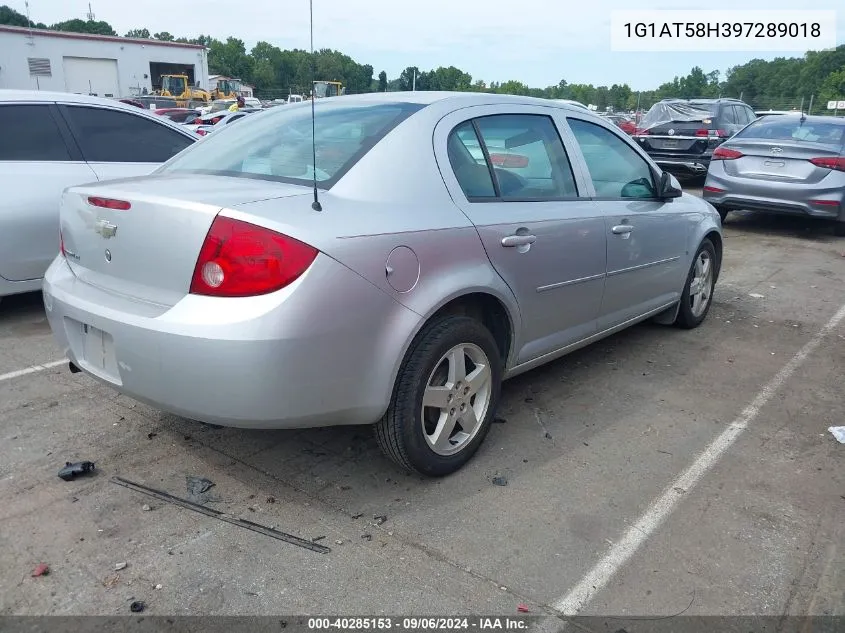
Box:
412 69 416 92
86 2 95 20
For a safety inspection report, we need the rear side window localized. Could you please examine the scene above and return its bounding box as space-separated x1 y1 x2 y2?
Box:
62 106 193 163
447 114 578 200
721 106 738 126
736 119 845 146
0 104 72 161
568 118 656 199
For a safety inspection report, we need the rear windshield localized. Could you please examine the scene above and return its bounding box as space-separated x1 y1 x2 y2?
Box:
639 101 718 130
161 101 424 187
735 118 845 146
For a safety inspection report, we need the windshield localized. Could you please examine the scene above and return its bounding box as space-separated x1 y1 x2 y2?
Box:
314 82 340 98
161 76 185 95
219 79 240 94
736 118 845 146
161 101 425 187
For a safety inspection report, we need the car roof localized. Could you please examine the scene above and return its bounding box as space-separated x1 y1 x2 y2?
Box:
0 89 160 112
307 91 597 113
754 114 845 125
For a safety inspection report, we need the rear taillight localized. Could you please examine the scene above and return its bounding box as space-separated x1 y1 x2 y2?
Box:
703 185 724 193
196 129 208 136
809 199 840 207
60 231 65 257
189 216 318 297
695 129 709 137
88 197 131 210
809 157 845 172
712 147 743 160
714 129 729 138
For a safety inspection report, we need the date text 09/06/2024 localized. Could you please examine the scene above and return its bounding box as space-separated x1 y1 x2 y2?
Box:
307 618 529 631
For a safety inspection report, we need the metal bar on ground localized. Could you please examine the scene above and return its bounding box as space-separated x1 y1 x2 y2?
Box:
111 476 331 554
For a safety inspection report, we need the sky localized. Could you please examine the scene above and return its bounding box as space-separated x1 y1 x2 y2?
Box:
13 0 844 90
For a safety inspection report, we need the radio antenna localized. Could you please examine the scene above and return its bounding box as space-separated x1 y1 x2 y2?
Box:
309 0 322 211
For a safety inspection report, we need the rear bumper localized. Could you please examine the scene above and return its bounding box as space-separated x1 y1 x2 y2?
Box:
649 155 711 175
43 255 421 429
703 169 845 220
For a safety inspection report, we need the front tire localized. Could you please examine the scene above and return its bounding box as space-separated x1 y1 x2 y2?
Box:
675 238 717 329
376 316 502 476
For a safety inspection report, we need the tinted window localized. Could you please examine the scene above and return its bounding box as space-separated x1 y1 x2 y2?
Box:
735 118 845 146
163 102 423 187
473 115 578 199
0 105 72 161
721 106 738 125
63 106 193 162
448 121 496 198
568 119 656 198
740 107 755 125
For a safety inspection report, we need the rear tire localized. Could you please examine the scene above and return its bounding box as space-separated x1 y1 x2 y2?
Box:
675 238 717 329
375 316 502 476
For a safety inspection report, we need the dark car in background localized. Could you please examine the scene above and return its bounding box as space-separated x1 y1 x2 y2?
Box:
634 98 757 177
703 115 845 232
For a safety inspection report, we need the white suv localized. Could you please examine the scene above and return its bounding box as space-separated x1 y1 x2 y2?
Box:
0 90 197 301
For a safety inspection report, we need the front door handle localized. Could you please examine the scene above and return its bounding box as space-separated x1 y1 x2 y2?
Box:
501 234 537 247
611 224 634 235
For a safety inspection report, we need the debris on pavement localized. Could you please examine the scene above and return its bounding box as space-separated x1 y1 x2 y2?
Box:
111 476 331 554
335 540 343 545
267 496 276 504
749 293 765 299
544 432 553 440
373 514 387 526
312 536 326 542
361 534 372 541
491 475 508 487
828 427 845 444
147 432 157 439
31 563 49 577
142 504 151 511
114 562 127 571
58 461 95 481
129 601 146 613
517 604 529 613
103 574 120 588
155 584 163 590
493 417 507 424
351 513 363 519
185 475 215 497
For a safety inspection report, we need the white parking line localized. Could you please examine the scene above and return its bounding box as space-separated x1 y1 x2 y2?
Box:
553 301 845 616
0 359 67 383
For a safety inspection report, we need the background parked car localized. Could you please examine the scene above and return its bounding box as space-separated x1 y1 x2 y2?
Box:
185 109 259 136
602 113 636 135
155 108 201 124
0 90 198 301
634 98 756 177
44 92 721 476
703 114 845 232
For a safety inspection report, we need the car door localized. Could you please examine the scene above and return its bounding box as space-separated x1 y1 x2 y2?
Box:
564 116 691 330
0 102 98 283
434 107 606 364
57 104 195 181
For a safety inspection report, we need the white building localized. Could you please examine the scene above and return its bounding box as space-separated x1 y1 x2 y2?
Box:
0 24 209 98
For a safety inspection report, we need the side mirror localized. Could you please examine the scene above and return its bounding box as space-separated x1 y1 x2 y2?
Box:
657 171 682 199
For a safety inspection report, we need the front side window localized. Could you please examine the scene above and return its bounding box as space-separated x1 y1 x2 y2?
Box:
568 118 656 199
162 101 423 187
447 114 578 201
0 104 72 161
63 106 194 163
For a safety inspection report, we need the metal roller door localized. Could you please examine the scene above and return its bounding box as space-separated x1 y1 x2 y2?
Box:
63 56 120 97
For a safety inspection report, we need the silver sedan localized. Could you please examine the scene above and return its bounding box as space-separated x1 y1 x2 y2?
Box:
703 115 845 233
44 92 722 476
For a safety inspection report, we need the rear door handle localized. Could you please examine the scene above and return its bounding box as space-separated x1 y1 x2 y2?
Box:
501 234 537 247
612 224 634 235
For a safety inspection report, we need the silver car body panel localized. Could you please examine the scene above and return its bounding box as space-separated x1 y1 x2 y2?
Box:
43 91 722 429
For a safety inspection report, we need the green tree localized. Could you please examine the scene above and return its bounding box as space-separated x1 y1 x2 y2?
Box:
818 69 845 106
125 28 150 38
378 70 387 92
0 4 43 27
50 18 116 36
153 31 174 41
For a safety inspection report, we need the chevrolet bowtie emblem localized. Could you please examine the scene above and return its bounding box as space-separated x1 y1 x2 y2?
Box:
95 219 118 238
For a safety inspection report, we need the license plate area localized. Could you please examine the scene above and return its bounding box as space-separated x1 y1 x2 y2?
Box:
66 318 121 383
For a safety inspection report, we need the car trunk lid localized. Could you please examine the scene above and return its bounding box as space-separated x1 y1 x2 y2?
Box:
722 140 842 184
60 174 311 307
